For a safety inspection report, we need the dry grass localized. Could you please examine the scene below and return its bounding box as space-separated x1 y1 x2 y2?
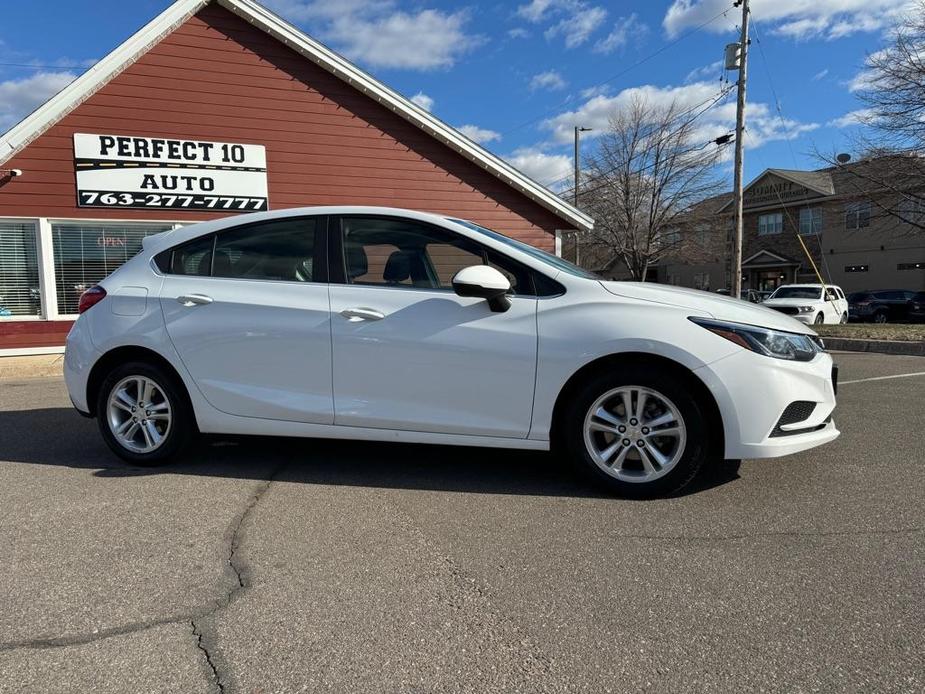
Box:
815 324 925 342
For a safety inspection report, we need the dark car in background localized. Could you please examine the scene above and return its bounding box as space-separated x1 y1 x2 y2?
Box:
848 290 917 323
910 292 925 322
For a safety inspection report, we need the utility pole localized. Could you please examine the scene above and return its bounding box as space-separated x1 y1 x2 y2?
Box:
573 126 591 207
730 0 749 298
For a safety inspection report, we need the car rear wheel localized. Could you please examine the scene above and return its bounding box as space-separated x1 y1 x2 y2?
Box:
840 312 848 324
562 366 709 498
96 361 194 465
874 311 888 324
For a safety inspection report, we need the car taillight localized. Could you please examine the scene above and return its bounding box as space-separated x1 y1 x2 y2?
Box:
78 286 107 314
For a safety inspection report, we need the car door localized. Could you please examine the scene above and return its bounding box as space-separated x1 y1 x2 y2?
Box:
328 215 538 438
159 216 334 424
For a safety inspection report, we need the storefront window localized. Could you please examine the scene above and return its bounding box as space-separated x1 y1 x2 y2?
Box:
0 222 41 317
52 222 173 315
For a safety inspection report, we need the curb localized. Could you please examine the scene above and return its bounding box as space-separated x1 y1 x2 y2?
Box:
824 337 925 356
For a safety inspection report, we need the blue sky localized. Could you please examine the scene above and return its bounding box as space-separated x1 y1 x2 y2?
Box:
0 0 908 192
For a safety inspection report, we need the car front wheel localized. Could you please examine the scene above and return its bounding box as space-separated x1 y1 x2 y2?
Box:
562 366 710 497
96 361 194 465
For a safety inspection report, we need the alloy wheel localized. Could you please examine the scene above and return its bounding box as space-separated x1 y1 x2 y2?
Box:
582 386 687 483
107 375 172 453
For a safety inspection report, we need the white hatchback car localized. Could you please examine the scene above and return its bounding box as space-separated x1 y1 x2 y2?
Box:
762 284 849 325
64 207 839 497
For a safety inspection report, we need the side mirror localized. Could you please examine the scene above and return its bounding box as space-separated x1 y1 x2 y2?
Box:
452 265 512 312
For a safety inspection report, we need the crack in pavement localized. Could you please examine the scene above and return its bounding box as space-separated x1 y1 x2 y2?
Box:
0 460 287 682
191 619 225 694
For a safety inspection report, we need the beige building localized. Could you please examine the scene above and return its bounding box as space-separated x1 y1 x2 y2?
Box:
654 158 925 294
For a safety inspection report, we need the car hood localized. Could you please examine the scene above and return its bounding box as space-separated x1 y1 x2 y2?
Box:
599 281 816 335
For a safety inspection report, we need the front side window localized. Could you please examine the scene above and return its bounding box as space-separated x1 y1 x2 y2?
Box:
0 221 40 317
799 207 822 235
340 216 534 294
52 222 172 315
758 213 783 236
845 201 871 230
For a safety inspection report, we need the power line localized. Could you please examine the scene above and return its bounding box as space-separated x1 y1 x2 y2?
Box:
500 2 738 137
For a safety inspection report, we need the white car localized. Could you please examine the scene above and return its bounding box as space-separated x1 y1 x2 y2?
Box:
762 284 849 325
64 207 839 497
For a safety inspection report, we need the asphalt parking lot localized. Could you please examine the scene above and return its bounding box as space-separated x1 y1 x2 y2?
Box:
0 351 922 694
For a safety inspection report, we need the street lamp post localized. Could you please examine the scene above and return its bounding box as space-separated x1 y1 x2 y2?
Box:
574 126 592 207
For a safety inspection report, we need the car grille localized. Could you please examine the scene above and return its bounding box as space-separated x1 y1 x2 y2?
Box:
770 306 799 316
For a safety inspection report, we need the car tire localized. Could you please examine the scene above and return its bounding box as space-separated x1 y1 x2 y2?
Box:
561 365 710 498
96 360 195 465
813 313 825 324
840 312 848 324
873 311 888 324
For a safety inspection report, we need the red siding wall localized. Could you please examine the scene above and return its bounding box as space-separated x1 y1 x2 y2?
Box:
0 3 565 250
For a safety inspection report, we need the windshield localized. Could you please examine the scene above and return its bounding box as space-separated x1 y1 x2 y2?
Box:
769 286 822 300
447 218 599 279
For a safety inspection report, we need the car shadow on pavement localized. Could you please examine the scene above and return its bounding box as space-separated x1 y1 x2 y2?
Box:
0 407 740 498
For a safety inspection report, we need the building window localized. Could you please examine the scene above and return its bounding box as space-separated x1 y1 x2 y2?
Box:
0 221 41 317
898 199 925 226
845 201 871 230
799 207 822 235
844 264 869 272
693 272 711 291
662 228 681 246
898 262 924 270
52 222 173 315
758 212 783 236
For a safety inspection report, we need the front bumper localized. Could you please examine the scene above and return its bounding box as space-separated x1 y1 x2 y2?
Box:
695 348 839 460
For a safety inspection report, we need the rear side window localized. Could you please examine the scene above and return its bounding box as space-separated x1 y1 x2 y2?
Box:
168 234 214 276
214 218 318 282
158 218 322 282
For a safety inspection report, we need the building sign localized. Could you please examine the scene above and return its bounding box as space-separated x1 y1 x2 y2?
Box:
74 133 268 212
743 176 813 208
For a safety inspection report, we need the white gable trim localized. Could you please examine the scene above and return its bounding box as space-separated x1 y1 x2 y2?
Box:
0 0 592 232
742 249 797 266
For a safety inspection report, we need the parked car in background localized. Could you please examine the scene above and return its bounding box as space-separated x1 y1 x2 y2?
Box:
763 284 849 325
848 290 917 323
63 207 839 498
909 292 925 323
715 288 763 303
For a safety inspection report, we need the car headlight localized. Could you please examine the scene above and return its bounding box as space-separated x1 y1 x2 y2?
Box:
797 306 815 313
688 317 822 362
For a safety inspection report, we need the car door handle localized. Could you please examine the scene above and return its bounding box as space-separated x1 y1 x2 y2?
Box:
176 293 213 307
340 307 385 322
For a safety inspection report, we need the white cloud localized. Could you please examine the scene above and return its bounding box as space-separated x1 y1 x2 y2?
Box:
813 68 829 81
594 14 647 54
508 27 530 39
827 107 876 128
684 59 724 83
264 0 481 70
504 147 572 186
663 0 916 41
545 5 608 48
457 124 501 144
541 81 818 153
0 71 77 134
410 92 434 111
530 70 567 91
516 0 557 23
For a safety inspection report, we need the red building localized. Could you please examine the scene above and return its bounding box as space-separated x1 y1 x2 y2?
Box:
0 0 590 354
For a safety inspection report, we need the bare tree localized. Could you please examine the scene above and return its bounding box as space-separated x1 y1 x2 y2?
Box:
574 96 727 281
820 1 925 231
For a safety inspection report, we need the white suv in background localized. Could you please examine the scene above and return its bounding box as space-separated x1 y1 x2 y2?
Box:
763 284 849 325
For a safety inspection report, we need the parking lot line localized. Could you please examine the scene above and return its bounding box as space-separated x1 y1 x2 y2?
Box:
839 370 925 385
